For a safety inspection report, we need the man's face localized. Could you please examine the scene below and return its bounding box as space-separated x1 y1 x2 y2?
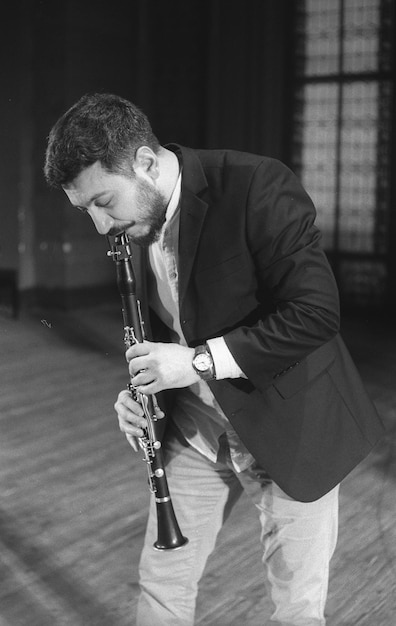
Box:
63 161 168 247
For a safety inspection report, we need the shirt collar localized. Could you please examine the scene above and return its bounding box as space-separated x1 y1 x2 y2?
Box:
164 170 182 224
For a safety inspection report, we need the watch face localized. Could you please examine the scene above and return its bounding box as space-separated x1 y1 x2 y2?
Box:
194 353 211 371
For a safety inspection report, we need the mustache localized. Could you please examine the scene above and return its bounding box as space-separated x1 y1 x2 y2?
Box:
107 222 135 237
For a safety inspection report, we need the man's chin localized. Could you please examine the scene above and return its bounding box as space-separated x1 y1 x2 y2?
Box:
122 223 162 247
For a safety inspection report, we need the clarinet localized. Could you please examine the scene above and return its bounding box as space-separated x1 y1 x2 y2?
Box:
107 232 188 551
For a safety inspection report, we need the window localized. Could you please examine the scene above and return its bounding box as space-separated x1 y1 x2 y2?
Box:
291 0 394 308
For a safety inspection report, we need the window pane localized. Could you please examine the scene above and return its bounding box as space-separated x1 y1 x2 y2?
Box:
339 81 378 252
297 0 341 76
343 0 380 73
295 83 338 249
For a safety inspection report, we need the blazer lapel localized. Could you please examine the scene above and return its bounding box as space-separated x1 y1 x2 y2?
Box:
168 145 209 311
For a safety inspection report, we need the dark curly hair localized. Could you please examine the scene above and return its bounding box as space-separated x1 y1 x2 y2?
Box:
44 93 160 188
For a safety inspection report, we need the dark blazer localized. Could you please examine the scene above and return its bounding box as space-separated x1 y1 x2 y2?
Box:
133 144 385 502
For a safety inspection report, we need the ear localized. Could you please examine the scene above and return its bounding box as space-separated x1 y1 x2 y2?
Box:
133 146 160 181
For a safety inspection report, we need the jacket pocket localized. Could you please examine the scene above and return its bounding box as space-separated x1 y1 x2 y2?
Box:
273 339 336 399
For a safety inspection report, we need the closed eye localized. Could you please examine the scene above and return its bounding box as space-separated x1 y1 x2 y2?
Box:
95 199 112 208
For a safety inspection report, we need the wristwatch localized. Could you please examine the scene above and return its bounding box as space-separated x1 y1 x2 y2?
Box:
192 344 216 381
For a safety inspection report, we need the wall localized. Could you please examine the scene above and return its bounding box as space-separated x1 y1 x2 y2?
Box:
1 2 23 274
3 0 291 309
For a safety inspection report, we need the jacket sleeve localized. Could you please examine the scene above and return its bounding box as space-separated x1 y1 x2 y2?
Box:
223 159 340 393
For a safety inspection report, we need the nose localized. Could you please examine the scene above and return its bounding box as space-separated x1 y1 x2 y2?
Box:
88 206 113 235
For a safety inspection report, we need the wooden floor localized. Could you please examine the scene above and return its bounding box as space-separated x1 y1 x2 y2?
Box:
1 302 396 625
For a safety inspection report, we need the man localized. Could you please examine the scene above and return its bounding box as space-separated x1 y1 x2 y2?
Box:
44 93 384 626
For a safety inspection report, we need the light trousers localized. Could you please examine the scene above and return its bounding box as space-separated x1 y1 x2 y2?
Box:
136 426 339 626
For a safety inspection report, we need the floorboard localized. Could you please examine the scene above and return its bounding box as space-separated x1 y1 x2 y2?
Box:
1 306 395 625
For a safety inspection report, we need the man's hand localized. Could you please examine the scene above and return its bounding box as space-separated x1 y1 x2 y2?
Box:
114 388 165 451
126 340 200 394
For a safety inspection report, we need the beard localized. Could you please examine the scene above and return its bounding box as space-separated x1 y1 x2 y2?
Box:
108 178 168 247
